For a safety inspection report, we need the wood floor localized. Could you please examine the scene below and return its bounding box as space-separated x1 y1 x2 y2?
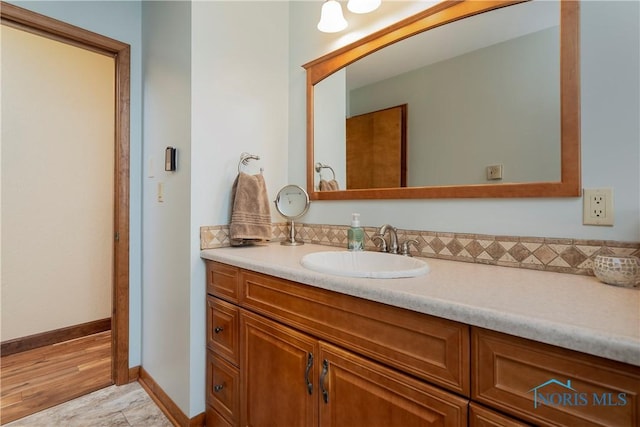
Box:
1 331 112 425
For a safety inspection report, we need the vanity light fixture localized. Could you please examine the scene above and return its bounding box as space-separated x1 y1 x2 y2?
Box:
317 0 381 33
317 0 348 33
347 0 381 14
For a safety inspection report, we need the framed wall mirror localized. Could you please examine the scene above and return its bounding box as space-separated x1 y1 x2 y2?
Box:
304 0 580 200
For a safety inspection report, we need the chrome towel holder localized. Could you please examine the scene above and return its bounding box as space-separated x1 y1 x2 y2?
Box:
314 162 335 180
238 152 263 174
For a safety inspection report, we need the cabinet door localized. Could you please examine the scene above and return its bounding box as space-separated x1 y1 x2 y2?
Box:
240 310 318 427
318 342 468 427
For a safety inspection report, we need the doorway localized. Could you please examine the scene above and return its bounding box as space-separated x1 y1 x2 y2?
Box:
1 2 130 386
346 104 407 189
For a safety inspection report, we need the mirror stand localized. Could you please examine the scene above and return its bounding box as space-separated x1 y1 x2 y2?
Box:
274 184 310 246
282 220 303 246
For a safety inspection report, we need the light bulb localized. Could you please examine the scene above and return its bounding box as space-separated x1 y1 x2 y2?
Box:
347 0 381 14
317 0 348 33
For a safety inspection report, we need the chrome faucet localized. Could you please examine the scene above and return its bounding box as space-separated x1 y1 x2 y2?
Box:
374 224 399 254
400 239 419 257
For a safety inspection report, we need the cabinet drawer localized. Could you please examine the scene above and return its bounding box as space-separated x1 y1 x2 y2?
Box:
207 261 240 303
472 328 640 427
240 270 470 396
206 405 234 427
207 351 239 426
469 402 531 427
207 297 239 365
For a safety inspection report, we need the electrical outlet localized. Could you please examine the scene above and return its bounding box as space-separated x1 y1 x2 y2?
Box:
486 164 503 180
583 188 613 226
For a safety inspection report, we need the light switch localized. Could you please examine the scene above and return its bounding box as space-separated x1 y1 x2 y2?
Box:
157 182 164 203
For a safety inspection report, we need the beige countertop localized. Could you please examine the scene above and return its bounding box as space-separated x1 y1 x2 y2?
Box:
201 243 640 366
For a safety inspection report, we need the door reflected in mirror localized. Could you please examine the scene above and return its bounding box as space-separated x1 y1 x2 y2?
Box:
347 104 407 189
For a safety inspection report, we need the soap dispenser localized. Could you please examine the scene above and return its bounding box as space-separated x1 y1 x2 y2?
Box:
347 213 364 251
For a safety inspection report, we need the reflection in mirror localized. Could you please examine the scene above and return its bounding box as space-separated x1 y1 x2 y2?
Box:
346 104 407 188
305 0 580 200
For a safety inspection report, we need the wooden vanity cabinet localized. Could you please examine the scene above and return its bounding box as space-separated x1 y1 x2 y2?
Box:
205 259 640 427
206 261 469 427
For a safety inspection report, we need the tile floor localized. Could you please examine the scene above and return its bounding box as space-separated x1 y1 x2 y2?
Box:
4 382 172 427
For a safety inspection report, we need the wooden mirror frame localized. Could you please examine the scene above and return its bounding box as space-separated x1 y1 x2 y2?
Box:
304 0 580 200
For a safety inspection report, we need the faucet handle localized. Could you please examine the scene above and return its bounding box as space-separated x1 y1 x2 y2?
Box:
400 239 419 256
371 235 388 253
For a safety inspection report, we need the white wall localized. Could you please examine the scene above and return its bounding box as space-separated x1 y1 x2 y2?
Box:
190 0 289 416
141 0 192 414
8 0 143 367
1 25 114 340
289 0 640 242
314 68 347 189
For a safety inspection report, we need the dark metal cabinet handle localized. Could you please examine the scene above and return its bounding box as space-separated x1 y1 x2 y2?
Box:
214 326 223 333
320 359 329 404
214 384 224 392
305 352 314 395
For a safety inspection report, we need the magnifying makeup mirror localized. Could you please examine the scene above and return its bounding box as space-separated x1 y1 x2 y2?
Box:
274 184 310 246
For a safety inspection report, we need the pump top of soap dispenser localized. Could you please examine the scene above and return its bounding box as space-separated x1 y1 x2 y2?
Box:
351 213 361 227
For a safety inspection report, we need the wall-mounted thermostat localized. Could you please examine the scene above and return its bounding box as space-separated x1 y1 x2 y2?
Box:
165 147 177 171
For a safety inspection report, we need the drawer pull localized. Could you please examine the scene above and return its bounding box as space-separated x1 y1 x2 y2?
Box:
320 359 329 404
214 326 224 334
214 384 224 392
305 352 314 395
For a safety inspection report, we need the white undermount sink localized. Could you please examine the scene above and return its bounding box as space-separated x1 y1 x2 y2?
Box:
300 251 430 279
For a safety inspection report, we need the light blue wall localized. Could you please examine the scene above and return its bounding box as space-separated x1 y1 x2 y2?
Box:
141 0 192 414
289 0 640 242
190 0 289 411
10 0 144 368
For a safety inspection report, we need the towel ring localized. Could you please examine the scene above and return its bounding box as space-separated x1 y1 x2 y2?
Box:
238 152 263 174
314 162 335 180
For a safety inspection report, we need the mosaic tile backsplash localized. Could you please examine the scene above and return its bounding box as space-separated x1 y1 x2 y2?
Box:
201 223 640 276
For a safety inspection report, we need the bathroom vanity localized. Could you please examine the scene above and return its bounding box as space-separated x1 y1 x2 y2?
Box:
201 244 639 427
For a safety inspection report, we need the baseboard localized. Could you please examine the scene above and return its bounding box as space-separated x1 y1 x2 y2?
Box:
128 366 141 382
0 318 111 356
138 367 205 427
